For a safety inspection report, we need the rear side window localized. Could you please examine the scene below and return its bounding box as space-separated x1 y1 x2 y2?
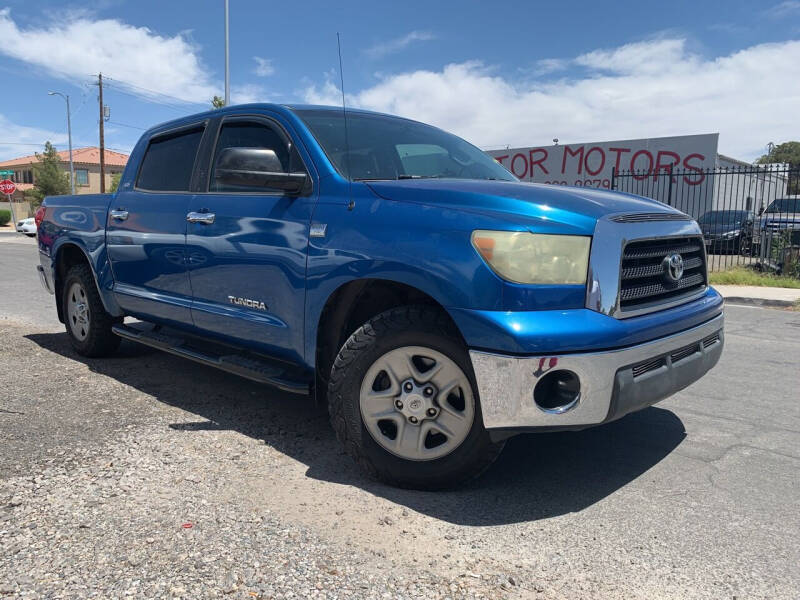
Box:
136 126 204 191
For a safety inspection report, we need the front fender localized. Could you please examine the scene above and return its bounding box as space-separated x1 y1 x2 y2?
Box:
302 189 587 363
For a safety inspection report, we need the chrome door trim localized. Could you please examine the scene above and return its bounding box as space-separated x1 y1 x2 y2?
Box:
109 209 129 221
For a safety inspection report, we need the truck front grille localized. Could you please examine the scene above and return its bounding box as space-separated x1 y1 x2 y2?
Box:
619 236 707 312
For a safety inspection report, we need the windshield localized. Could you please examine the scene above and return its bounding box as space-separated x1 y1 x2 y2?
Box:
765 198 800 213
293 109 516 182
698 210 748 225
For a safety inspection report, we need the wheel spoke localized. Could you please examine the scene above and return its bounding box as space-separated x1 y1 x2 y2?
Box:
434 404 469 439
362 394 397 419
395 419 423 455
429 361 463 391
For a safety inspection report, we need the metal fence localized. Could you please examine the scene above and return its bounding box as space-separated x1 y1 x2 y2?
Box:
611 164 800 276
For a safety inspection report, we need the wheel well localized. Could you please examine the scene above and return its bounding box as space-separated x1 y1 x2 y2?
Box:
315 279 463 388
54 244 91 323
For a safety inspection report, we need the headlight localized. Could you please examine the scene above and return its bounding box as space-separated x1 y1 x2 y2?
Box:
471 230 591 285
721 229 741 239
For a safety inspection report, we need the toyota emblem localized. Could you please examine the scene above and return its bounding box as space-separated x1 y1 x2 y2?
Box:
663 253 684 282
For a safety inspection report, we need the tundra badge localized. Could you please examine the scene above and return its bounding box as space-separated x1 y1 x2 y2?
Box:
228 296 267 311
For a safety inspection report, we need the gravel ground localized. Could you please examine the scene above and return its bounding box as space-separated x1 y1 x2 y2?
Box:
1 241 798 598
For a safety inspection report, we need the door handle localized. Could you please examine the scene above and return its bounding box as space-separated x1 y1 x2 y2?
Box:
187 211 216 224
110 209 129 221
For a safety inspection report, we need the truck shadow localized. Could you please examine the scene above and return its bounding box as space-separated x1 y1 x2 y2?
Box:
26 332 687 526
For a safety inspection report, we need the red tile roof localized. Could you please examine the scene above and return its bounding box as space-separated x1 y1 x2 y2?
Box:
0 147 129 168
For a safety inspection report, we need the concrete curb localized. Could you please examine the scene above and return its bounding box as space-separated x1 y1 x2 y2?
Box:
723 297 796 308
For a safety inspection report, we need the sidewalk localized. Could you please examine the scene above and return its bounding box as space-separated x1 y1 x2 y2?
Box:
714 284 800 308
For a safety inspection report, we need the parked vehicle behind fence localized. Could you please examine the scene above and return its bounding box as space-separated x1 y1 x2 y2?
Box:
35 104 724 489
697 209 754 255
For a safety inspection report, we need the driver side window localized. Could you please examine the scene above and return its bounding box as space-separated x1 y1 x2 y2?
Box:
210 120 290 193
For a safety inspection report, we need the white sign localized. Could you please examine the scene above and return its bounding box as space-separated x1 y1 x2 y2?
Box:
488 133 719 191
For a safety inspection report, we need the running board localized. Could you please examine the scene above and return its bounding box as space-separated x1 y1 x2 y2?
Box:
112 323 310 395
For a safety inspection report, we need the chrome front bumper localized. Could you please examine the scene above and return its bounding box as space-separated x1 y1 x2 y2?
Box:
470 313 724 431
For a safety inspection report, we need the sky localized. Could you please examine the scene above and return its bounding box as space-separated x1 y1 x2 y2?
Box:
0 0 798 163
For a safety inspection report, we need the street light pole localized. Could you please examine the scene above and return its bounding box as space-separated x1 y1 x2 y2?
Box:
48 91 75 195
224 0 230 106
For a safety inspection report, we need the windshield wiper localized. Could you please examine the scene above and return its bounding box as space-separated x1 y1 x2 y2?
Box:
397 174 441 179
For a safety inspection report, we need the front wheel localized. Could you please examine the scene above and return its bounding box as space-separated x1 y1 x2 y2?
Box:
328 306 504 489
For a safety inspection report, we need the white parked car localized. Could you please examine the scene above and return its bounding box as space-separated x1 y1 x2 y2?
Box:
15 217 36 237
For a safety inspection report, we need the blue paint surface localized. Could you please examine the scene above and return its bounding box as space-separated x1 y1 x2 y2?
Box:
38 104 720 371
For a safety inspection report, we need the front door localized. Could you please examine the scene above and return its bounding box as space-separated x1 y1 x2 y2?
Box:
185 116 315 364
107 123 207 325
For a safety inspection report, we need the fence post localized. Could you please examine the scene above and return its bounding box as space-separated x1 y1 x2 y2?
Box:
667 164 674 206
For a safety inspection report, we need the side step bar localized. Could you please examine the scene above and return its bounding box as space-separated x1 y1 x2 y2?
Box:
112 323 310 395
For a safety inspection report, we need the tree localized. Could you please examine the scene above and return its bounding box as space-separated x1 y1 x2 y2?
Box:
211 95 225 109
757 141 800 194
109 172 122 193
24 141 70 207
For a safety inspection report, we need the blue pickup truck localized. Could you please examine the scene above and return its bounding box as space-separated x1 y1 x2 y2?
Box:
35 104 724 488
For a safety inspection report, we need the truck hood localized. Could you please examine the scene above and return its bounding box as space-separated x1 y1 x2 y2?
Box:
365 179 683 235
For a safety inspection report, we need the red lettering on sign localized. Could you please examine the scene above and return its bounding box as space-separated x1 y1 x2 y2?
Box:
682 153 706 185
529 148 549 176
608 147 631 172
654 150 680 180
494 154 509 167
631 150 654 180
584 146 605 176
511 153 528 178
562 145 585 175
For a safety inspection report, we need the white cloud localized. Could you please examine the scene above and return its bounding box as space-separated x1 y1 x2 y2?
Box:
232 84 269 104
764 1 800 17
253 56 275 77
0 115 68 162
0 8 214 103
305 38 800 160
575 38 690 74
365 30 435 59
529 58 568 76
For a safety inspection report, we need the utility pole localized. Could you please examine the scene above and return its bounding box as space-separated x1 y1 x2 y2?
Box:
98 73 106 193
224 0 230 106
48 91 75 195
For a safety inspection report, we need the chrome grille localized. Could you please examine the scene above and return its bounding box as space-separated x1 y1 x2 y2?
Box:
619 236 707 312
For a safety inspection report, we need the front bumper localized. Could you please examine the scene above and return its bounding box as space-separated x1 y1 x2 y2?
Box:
470 313 723 434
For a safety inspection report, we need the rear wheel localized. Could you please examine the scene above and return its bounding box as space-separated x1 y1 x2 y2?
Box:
62 264 121 357
328 305 504 489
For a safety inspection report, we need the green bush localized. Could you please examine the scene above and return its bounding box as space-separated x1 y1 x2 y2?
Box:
0 209 10 226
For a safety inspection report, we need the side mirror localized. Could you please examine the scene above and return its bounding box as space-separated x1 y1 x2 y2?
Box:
214 147 308 195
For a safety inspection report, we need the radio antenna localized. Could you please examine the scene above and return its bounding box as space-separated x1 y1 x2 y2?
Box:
337 33 354 210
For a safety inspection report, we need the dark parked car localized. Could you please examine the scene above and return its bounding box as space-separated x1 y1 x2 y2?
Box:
698 209 754 254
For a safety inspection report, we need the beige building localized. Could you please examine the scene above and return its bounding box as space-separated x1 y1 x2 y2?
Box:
0 147 129 218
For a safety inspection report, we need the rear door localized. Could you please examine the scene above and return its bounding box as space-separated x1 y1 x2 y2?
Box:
185 115 315 363
107 122 207 325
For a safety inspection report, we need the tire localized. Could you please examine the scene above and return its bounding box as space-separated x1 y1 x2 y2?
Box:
25 233 36 238
62 264 121 357
328 305 504 489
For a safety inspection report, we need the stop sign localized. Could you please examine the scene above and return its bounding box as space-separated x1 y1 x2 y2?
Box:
0 179 16 195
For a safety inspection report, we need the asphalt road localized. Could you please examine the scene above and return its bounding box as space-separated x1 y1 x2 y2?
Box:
1 231 799 598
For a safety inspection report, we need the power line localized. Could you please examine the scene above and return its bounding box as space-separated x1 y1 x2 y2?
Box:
102 82 189 114
107 120 147 131
0 142 52 146
102 75 208 110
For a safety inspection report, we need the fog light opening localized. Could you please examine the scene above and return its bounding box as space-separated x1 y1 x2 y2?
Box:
534 370 581 414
